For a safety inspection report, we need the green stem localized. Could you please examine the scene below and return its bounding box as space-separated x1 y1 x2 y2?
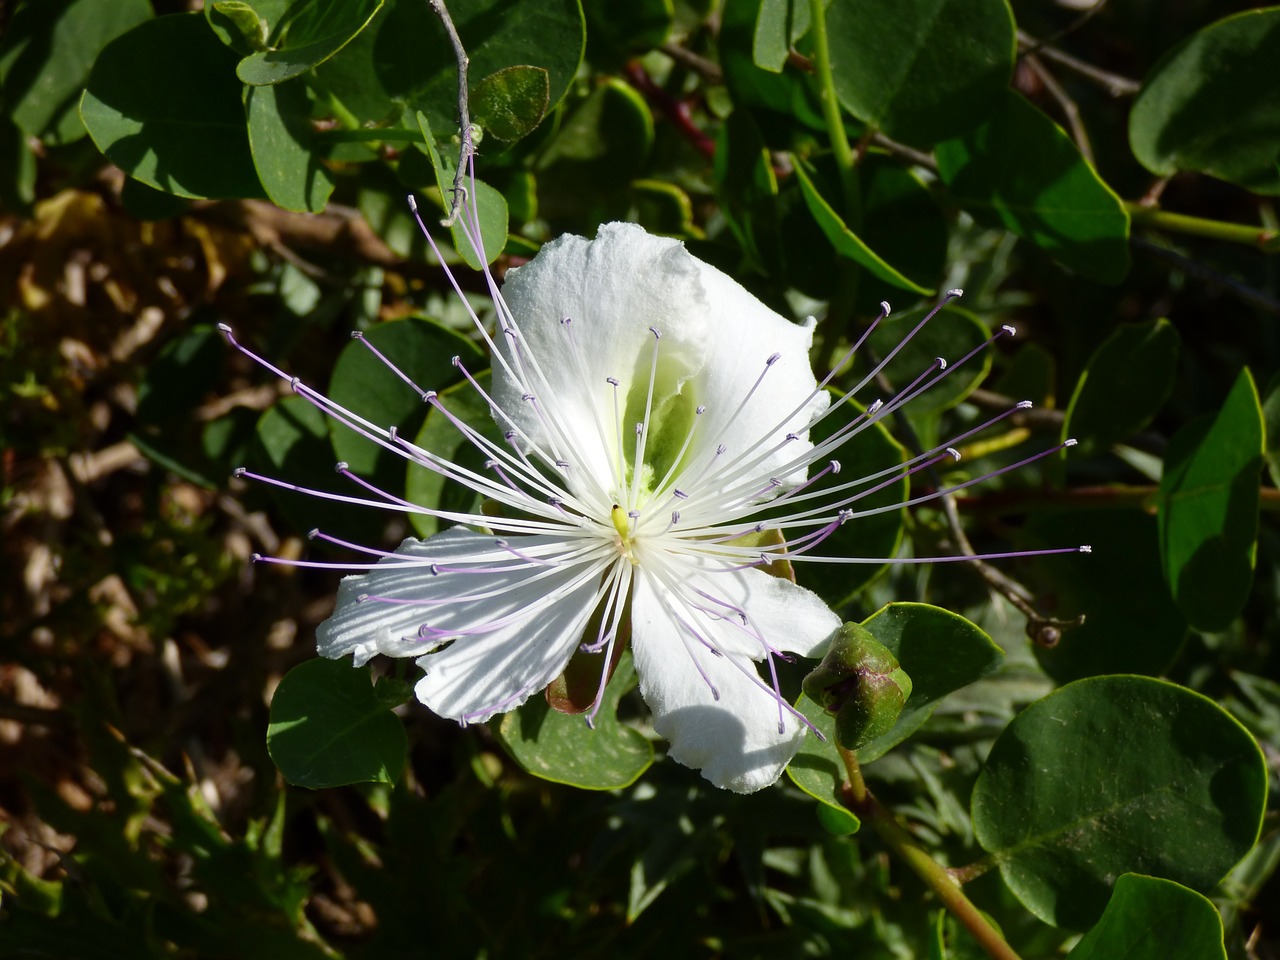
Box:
807 0 859 219
807 0 863 336
838 746 1024 960
1127 202 1280 252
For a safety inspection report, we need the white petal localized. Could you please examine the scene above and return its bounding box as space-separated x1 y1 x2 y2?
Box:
494 224 710 500
317 528 610 723
689 264 829 492
629 566 838 793
637 547 840 660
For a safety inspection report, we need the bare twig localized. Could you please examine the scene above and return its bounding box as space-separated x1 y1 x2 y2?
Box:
1016 29 1140 97
870 132 937 172
659 41 723 84
1023 55 1094 163
426 0 473 225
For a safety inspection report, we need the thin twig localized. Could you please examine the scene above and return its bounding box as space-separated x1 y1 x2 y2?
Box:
1016 29 1140 97
659 41 723 84
1023 55 1094 164
426 0 473 226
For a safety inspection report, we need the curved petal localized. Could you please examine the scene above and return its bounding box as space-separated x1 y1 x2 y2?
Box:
629 565 838 793
317 528 612 723
688 265 829 494
494 224 710 501
637 547 840 660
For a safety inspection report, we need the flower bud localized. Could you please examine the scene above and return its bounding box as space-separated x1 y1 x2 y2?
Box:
802 622 913 750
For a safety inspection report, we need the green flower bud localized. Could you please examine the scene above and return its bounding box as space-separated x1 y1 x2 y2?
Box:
802 622 913 751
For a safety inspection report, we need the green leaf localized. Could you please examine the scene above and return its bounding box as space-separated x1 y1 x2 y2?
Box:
1129 8 1280 195
0 0 151 146
472 65 551 142
826 0 1015 146
236 0 384 86
1063 318 1180 455
1157 368 1263 631
495 652 653 790
538 78 655 222
0 114 36 213
752 0 792 72
855 155 949 307
415 112 510 268
369 0 584 139
972 675 1267 930
713 110 779 274
246 78 336 213
787 604 1003 817
1028 510 1186 684
936 90 1130 285
251 394 381 544
80 13 264 200
793 159 933 295
1067 874 1227 960
268 658 407 789
206 0 286 53
326 317 481 494
1263 371 1280 487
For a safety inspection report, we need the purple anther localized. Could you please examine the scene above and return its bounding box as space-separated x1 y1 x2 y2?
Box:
766 352 781 365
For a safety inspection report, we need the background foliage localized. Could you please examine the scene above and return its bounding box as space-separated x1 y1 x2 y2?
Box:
2 0 1279 957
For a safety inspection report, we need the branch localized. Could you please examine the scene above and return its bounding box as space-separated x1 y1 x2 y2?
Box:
426 0 474 226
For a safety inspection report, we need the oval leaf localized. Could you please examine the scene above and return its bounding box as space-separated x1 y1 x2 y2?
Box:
1067 874 1227 960
1063 318 1180 455
472 65 551 142
268 657 407 789
936 90 1130 285
80 13 264 200
1157 367 1263 632
0 0 151 146
495 652 654 790
246 78 335 213
237 0 384 85
972 675 1267 930
1129 8 1280 195
826 0 1015 146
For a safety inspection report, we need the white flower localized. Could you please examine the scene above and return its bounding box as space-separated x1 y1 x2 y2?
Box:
223 211 1082 793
